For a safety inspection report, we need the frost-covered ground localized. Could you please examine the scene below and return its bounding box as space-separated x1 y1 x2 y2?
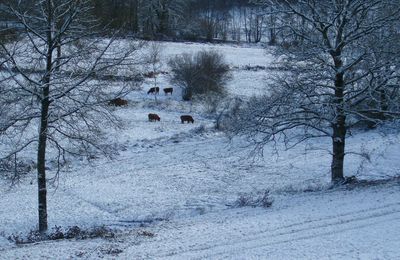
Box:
0 41 400 259
1 181 399 259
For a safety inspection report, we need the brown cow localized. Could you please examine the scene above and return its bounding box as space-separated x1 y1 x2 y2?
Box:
163 87 173 95
108 98 128 106
180 115 194 124
147 87 160 94
148 113 161 122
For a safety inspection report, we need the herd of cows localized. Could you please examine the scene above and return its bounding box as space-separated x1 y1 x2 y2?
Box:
147 86 173 95
108 86 195 124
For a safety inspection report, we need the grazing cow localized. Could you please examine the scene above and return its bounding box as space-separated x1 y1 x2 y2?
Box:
147 87 160 94
180 115 194 124
148 113 161 122
163 87 173 95
108 97 128 106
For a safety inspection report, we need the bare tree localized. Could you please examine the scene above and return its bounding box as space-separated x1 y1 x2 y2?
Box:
243 6 265 43
140 0 187 39
236 0 400 183
0 0 142 233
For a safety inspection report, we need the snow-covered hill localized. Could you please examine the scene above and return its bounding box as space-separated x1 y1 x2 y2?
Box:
1 41 399 259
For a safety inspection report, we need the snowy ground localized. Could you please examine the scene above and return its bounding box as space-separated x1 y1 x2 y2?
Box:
1 181 399 259
1 41 400 259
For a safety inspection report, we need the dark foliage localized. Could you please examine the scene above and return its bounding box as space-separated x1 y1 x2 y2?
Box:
234 190 274 208
8 225 116 244
169 50 231 101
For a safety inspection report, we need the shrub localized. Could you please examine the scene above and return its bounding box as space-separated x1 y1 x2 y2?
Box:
8 225 116 244
234 190 274 208
169 50 231 101
0 156 34 184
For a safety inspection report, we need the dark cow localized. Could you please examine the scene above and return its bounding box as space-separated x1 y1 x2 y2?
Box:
180 115 194 124
108 97 128 106
148 113 161 122
163 87 173 95
147 87 160 94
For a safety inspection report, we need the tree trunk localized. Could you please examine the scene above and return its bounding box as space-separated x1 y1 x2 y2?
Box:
331 119 346 183
379 89 388 120
131 0 139 33
37 0 53 233
268 10 276 45
158 2 169 36
269 27 276 45
331 67 346 183
37 54 51 234
37 95 50 233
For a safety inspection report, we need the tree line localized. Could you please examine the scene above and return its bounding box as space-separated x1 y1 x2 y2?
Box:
90 0 265 42
1 0 281 43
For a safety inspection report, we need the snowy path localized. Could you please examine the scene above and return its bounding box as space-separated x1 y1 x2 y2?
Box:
155 204 400 259
117 182 400 259
1 182 399 259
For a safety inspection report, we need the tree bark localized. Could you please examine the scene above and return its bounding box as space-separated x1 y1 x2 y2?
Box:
37 53 51 233
331 118 346 183
331 67 346 183
37 92 50 233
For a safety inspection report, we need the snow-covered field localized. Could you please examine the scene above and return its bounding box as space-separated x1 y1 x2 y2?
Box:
1 41 399 259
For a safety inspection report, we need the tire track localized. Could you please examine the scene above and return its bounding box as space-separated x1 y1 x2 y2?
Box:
148 202 400 259
194 215 400 260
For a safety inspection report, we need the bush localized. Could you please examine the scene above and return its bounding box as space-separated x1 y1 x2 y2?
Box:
8 225 116 244
233 190 274 208
169 50 231 101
